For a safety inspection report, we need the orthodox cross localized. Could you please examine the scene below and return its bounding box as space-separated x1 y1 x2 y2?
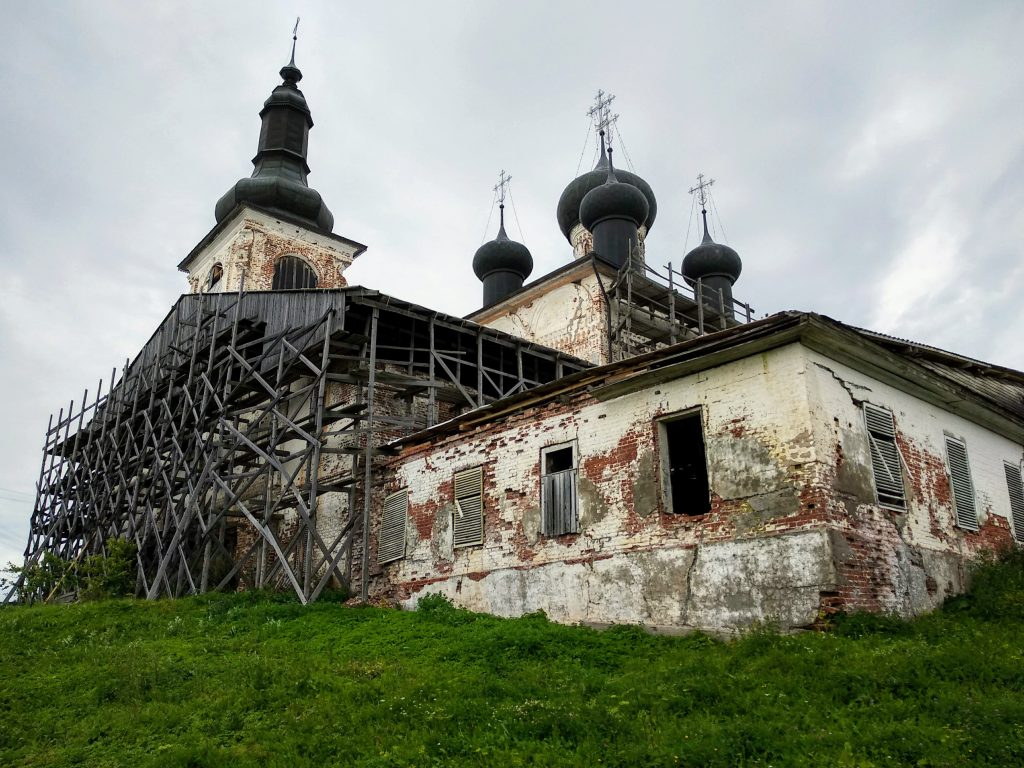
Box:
688 173 715 209
587 89 619 146
493 169 512 206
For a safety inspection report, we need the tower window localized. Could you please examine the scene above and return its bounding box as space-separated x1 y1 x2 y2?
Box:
207 263 223 290
272 255 318 290
658 410 711 515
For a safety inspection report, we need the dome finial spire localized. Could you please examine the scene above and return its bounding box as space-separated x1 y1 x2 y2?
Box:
290 17 300 66
493 169 512 236
605 145 619 184
688 173 716 242
280 17 302 85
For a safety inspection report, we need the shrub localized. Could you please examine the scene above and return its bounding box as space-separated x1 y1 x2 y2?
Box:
945 546 1024 621
79 539 137 601
2 538 137 604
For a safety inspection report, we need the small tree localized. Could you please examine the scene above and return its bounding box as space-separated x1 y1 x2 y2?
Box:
79 539 137 600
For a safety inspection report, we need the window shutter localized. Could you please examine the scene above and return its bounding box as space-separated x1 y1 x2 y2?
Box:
863 404 906 508
1004 462 1024 543
453 467 483 548
944 437 978 531
541 469 578 536
378 490 408 565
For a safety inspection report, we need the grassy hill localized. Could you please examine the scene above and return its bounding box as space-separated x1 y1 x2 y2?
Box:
1 552 1023 767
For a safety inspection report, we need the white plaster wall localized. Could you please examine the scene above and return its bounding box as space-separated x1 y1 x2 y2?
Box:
380 343 830 632
569 222 648 262
185 207 360 294
481 272 609 365
804 349 1024 613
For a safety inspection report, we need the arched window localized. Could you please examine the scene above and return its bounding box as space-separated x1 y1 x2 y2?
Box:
207 263 223 290
272 256 318 290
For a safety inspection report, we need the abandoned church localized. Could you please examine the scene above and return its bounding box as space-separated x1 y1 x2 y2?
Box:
11 42 1024 634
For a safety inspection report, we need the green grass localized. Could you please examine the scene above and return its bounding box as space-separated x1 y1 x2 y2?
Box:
2 553 1024 767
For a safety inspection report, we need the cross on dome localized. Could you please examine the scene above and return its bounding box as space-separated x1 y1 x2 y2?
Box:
587 89 619 147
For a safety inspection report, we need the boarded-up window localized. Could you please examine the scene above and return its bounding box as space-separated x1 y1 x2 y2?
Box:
864 404 906 508
453 466 484 548
541 443 578 536
945 436 978 531
378 490 408 565
272 255 318 290
1003 462 1024 543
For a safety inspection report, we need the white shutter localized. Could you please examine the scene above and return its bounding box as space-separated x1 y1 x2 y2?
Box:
378 490 408 565
1003 462 1024 543
863 404 906 508
945 436 978 531
453 467 483 548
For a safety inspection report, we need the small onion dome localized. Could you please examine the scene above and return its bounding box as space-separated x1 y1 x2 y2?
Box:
682 210 742 285
472 214 534 282
556 139 657 241
579 157 649 232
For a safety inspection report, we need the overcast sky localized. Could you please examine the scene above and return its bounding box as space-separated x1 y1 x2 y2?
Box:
2 1 1022 578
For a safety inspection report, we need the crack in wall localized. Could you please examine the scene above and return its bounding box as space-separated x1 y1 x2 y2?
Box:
679 530 702 626
812 362 872 406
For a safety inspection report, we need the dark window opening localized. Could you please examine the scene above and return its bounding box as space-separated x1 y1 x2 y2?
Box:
662 412 711 515
208 263 223 290
545 446 573 474
272 256 318 290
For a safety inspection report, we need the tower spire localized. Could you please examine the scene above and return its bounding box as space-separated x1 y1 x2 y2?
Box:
289 17 300 66
213 30 333 232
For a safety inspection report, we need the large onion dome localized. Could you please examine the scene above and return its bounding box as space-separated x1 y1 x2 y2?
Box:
579 159 649 231
556 135 657 242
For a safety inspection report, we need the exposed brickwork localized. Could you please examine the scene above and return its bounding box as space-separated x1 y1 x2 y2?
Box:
362 343 1022 633
184 208 360 294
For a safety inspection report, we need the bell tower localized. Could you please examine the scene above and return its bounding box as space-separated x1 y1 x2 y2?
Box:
179 21 366 293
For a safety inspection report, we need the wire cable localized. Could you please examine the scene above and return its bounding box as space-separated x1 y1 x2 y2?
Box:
617 129 637 173
508 187 526 244
574 122 593 177
709 190 729 244
479 189 498 245
682 193 696 255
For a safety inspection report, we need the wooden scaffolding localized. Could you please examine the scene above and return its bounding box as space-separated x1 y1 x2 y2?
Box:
8 288 587 605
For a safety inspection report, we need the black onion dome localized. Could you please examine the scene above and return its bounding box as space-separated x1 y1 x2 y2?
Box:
556 151 657 241
473 223 533 280
579 164 649 231
682 213 742 284
214 56 335 233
